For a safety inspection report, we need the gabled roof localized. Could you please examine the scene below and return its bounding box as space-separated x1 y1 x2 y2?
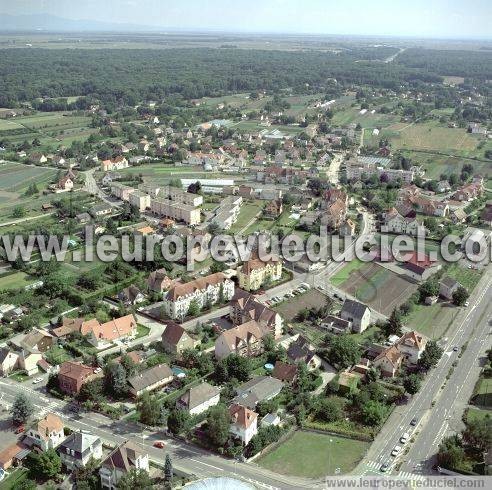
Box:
272 361 297 383
91 315 137 341
229 403 258 430
33 413 63 440
231 289 278 326
162 322 189 346
341 299 370 320
241 257 280 275
179 382 220 410
166 273 227 301
127 364 173 392
101 441 144 472
374 345 403 368
58 361 93 382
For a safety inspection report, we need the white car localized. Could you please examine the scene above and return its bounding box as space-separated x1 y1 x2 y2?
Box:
464 301 470 307
32 377 43 384
391 445 402 457
400 433 410 444
93 367 102 374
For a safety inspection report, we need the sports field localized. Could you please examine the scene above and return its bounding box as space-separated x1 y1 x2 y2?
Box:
334 261 418 316
258 430 369 477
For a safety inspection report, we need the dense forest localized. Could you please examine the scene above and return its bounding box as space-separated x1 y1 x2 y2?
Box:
0 47 439 108
397 48 492 79
0 46 490 109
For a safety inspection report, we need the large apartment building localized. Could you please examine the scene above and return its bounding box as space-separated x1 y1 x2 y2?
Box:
162 272 235 319
345 159 416 183
211 195 243 230
141 184 203 207
150 197 201 225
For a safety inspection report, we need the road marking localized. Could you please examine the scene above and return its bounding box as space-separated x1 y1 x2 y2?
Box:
189 459 224 471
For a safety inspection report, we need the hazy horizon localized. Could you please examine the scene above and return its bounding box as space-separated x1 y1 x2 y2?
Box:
0 0 491 40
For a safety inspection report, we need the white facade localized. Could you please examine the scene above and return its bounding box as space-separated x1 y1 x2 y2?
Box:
230 416 258 445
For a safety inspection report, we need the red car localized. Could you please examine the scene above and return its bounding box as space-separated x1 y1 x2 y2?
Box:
153 441 165 449
14 425 24 434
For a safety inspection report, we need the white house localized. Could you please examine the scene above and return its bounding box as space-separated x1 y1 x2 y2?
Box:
176 382 221 415
229 404 258 445
25 413 64 451
396 331 427 365
340 299 371 333
58 430 103 469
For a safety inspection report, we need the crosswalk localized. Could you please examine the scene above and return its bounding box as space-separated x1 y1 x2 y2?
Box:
358 461 426 480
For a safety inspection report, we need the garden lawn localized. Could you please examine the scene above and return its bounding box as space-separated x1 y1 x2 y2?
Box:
135 324 151 339
472 376 492 408
258 430 369 477
0 271 36 291
465 407 491 423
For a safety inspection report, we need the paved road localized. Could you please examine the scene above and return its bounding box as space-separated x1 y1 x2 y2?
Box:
358 266 492 477
0 379 316 489
83 168 122 208
399 271 492 475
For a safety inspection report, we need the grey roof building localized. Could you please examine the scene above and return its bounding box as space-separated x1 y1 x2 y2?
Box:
57 430 102 469
232 376 284 409
340 299 371 333
127 364 174 396
177 382 221 415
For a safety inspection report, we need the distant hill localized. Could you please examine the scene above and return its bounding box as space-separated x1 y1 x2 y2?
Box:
0 13 162 32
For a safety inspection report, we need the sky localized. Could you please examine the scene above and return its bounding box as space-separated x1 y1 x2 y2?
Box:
0 0 491 39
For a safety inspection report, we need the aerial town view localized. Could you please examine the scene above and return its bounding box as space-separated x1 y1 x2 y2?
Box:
0 1 490 489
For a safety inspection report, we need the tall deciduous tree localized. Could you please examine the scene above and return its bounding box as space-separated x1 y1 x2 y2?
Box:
206 404 230 447
11 393 34 425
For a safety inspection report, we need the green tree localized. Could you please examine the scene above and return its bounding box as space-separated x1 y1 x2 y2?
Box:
120 353 138 376
418 340 443 371
382 309 403 337
137 392 162 426
315 397 344 423
206 404 230 447
12 205 26 218
26 449 61 480
403 373 422 395
116 468 153 490
462 417 491 451
437 435 465 470
327 335 361 368
164 454 173 484
104 362 128 398
187 299 200 317
11 393 34 425
452 286 469 306
361 400 389 426
167 408 190 435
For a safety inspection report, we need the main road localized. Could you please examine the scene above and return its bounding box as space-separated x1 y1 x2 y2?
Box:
357 266 492 477
0 378 318 489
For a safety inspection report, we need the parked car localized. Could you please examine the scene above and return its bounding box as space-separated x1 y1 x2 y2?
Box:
32 377 43 384
153 441 165 449
14 425 25 434
400 433 410 444
391 445 402 457
379 461 390 472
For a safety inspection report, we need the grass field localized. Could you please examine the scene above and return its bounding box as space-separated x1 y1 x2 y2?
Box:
405 302 459 339
471 376 492 409
465 407 491 423
258 430 369 477
0 271 36 291
274 289 330 322
228 201 263 233
0 111 94 152
444 263 482 292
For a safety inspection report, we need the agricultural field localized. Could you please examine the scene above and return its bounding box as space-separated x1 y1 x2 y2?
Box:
0 162 57 194
445 263 482 292
0 111 95 152
258 430 369 477
331 107 400 129
332 261 418 316
365 120 490 159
